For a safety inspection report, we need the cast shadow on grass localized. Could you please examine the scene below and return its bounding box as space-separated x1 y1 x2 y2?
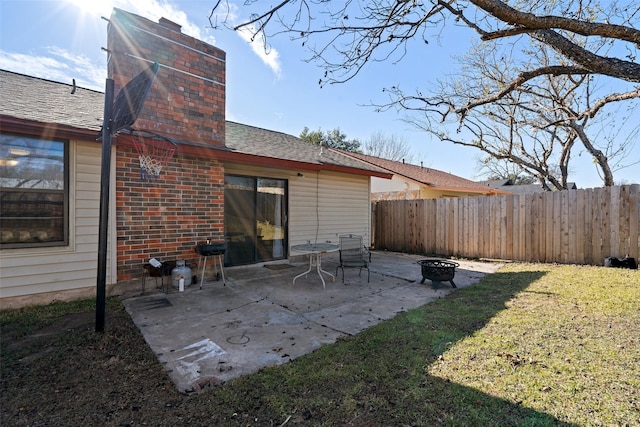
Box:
215 269 579 426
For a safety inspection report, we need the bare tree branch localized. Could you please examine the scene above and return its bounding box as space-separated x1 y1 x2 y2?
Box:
531 29 640 82
579 88 640 118
211 0 640 186
470 0 640 44
456 65 591 118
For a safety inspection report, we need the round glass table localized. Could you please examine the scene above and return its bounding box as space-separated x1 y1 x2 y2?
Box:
291 243 339 288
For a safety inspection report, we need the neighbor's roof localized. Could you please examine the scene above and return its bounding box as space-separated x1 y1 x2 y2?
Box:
480 178 578 193
340 151 507 195
0 69 390 178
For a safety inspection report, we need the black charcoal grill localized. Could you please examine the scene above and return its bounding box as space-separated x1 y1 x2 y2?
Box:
417 259 459 288
195 242 226 256
194 241 226 288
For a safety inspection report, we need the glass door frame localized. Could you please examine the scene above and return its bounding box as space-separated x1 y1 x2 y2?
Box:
224 174 288 266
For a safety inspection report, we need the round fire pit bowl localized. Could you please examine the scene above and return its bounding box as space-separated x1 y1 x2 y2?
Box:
417 259 459 288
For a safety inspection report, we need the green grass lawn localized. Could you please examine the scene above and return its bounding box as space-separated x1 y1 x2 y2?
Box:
2 263 639 426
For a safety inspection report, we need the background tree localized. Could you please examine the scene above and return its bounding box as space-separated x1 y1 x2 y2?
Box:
362 132 414 163
299 127 362 152
475 156 538 185
401 38 640 189
211 0 640 187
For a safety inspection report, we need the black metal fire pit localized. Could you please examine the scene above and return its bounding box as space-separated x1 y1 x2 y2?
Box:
417 259 459 288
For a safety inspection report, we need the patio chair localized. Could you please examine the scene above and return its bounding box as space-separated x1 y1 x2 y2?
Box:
336 234 371 283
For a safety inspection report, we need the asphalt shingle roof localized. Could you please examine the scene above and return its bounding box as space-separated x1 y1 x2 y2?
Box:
0 69 389 176
0 69 104 132
224 122 387 172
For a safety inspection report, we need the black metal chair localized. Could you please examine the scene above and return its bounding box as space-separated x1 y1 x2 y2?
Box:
336 234 371 283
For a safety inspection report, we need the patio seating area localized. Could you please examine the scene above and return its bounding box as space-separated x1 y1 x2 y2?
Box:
121 251 501 393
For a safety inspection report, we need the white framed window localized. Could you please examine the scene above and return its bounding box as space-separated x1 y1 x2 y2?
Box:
0 133 69 248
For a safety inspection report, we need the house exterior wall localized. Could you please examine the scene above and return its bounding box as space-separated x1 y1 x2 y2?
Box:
107 9 226 291
371 175 422 201
371 175 485 200
224 163 372 249
0 140 116 309
305 171 371 247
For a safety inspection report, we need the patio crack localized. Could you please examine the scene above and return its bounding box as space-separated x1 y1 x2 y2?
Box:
225 296 268 312
253 295 352 336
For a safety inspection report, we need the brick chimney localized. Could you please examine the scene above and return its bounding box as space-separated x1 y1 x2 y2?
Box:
106 8 226 288
107 8 225 145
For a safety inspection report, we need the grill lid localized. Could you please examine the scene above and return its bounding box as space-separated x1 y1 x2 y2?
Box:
195 242 226 256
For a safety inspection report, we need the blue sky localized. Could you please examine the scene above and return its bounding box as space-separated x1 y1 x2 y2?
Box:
1 0 637 187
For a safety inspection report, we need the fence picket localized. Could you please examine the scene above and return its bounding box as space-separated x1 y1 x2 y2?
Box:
610 186 622 257
517 194 526 261
628 185 640 258
575 189 586 264
542 192 552 263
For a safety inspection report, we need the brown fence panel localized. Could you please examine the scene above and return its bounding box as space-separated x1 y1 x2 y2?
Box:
373 184 639 265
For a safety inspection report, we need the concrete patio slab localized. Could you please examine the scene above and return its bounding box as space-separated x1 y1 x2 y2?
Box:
121 251 501 393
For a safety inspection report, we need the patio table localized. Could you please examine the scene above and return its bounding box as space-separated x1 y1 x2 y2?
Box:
291 243 339 288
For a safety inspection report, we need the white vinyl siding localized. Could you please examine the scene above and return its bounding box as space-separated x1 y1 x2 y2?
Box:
224 162 371 252
0 140 116 302
289 171 371 246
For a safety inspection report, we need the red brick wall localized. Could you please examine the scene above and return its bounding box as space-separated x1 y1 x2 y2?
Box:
115 145 224 281
107 9 226 283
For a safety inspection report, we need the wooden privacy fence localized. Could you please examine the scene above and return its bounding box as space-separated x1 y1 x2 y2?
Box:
374 184 639 266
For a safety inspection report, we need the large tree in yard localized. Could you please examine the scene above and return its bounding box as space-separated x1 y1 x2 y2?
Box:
404 39 640 189
210 0 640 187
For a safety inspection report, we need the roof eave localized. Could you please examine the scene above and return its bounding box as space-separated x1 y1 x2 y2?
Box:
0 116 101 141
141 140 393 177
319 162 393 178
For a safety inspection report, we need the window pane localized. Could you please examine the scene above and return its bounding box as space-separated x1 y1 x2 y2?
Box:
0 134 68 247
257 179 286 259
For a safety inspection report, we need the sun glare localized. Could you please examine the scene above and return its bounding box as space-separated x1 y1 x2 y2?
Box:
65 0 114 18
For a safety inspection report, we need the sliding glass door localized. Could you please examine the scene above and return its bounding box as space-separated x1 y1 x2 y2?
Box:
224 175 287 266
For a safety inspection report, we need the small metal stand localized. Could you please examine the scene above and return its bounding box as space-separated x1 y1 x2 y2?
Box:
197 254 226 288
142 260 176 294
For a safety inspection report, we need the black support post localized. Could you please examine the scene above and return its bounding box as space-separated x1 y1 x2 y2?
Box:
96 79 114 333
